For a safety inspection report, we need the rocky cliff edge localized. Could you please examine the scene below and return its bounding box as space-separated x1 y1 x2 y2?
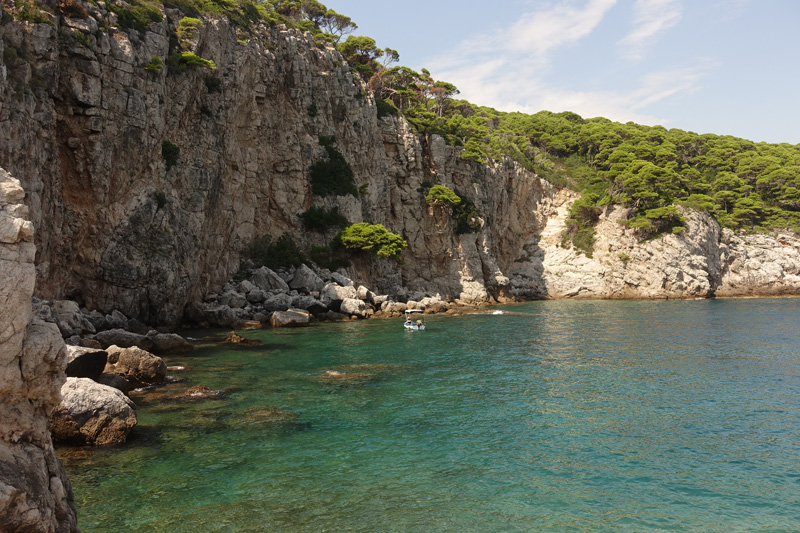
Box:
1 166 77 532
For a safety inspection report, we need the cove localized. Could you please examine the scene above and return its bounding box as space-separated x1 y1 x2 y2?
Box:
59 298 800 531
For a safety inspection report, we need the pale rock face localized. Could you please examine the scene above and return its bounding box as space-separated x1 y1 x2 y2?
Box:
0 168 77 531
270 308 311 327
50 377 137 446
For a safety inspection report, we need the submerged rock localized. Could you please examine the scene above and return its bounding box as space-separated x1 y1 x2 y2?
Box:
50 378 137 446
222 331 264 346
177 385 224 399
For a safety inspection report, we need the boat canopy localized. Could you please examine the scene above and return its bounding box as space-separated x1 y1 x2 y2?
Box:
405 309 424 314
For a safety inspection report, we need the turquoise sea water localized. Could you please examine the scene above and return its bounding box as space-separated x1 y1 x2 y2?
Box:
60 299 800 532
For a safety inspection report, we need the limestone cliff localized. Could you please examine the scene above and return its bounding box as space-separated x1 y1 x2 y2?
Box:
1 4 798 327
1 167 77 532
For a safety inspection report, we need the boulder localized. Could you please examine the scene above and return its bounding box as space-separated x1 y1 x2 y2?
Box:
51 300 83 333
340 298 367 318
329 272 354 286
270 308 311 327
96 373 131 395
146 331 192 354
125 318 150 335
246 288 267 303
263 293 294 312
64 346 107 381
239 280 257 294
320 283 357 307
85 309 109 331
104 345 166 388
50 378 137 446
252 266 289 292
218 290 247 309
95 328 154 352
356 285 375 304
316 310 349 322
203 305 238 327
289 264 325 293
106 309 129 330
291 295 328 315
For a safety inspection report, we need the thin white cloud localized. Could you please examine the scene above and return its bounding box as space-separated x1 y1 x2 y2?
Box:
620 0 683 62
427 0 707 130
506 0 619 58
430 0 617 75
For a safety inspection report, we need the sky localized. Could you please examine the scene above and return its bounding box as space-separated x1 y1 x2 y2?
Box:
327 0 800 145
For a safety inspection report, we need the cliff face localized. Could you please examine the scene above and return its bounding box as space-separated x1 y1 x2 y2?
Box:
0 167 77 532
1 6 799 326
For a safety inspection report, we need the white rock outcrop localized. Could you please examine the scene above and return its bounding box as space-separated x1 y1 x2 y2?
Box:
0 168 78 531
50 377 137 446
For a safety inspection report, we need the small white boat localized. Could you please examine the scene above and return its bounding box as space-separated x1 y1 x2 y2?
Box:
404 309 426 331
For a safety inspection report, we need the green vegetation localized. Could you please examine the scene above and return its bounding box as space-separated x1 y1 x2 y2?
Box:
3 44 18 66
144 57 163 72
562 193 602 256
242 233 305 270
168 51 216 70
15 0 51 24
109 0 162 33
298 205 349 232
425 184 461 208
177 16 203 42
309 244 349 270
365 53 800 249
453 195 482 234
309 136 357 197
161 141 179 170
335 223 407 261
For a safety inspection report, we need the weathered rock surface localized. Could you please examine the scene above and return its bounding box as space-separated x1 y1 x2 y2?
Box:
506 203 800 300
104 345 167 388
0 168 77 531
270 308 312 328
49 377 137 446
146 331 193 354
94 328 154 351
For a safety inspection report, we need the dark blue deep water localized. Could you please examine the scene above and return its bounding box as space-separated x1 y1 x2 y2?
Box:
60 298 800 531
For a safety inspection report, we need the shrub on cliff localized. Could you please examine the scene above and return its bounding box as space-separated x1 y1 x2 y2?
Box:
334 223 407 262
299 206 349 232
110 0 162 33
144 57 163 72
242 233 305 270
426 185 461 208
309 136 357 197
161 141 179 170
168 51 216 70
453 195 482 234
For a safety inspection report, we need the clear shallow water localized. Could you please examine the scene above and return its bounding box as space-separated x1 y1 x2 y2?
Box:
60 299 800 531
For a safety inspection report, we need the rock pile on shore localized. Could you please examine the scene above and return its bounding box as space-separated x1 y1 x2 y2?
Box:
187 264 478 328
